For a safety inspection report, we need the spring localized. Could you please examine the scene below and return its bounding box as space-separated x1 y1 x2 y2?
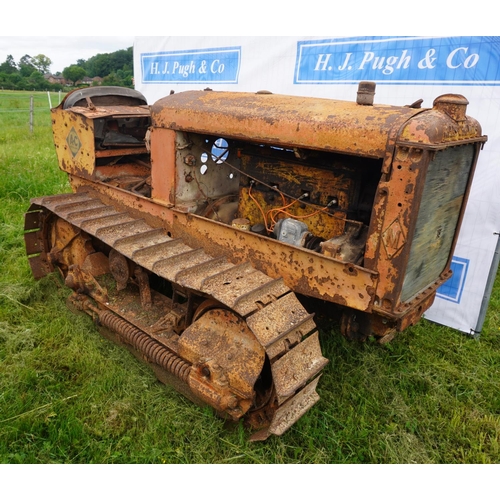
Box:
97 309 191 382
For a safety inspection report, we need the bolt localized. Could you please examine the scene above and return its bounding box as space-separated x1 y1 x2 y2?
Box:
227 395 239 410
184 154 196 166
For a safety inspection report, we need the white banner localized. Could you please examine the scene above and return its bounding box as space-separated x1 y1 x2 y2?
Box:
133 36 500 334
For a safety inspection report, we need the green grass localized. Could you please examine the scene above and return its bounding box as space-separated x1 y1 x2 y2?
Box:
1 90 500 464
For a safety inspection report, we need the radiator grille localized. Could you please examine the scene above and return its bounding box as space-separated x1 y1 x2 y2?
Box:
401 144 475 303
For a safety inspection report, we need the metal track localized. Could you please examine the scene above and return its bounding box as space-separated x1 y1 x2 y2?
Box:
24 191 328 439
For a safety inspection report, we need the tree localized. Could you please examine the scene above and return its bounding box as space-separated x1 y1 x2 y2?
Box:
0 55 17 74
27 70 46 90
19 54 36 77
85 53 112 78
32 54 52 74
0 72 22 90
102 72 121 86
84 47 132 78
63 64 86 85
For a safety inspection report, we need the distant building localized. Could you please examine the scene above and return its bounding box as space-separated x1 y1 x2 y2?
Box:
44 73 67 85
76 76 104 86
43 74 103 87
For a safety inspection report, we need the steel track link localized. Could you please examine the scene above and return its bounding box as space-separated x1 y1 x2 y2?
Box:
24 191 329 438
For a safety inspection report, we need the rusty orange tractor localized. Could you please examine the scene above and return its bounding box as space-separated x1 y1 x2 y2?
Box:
24 83 486 439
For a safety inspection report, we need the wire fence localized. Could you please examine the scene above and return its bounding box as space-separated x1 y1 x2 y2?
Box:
0 91 65 133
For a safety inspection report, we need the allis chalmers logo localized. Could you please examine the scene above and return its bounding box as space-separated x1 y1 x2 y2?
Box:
382 218 406 258
66 127 81 157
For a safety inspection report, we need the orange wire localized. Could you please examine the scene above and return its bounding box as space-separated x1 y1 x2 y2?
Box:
267 195 332 229
266 196 297 229
250 184 334 233
248 184 272 232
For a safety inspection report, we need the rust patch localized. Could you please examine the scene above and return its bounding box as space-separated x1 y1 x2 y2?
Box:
331 294 348 306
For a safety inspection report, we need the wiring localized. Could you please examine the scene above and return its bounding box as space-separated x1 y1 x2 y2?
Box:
200 144 345 231
251 183 337 232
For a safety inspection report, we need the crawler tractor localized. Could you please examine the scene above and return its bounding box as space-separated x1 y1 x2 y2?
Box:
24 84 486 439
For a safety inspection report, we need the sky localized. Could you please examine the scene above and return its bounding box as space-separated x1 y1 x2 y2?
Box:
0 36 136 74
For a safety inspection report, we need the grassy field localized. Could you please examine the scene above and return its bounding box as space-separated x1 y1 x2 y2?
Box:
1 90 500 466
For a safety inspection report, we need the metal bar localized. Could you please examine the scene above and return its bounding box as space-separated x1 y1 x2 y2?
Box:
473 231 500 338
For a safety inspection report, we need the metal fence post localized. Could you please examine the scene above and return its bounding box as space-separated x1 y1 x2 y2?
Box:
473 231 500 338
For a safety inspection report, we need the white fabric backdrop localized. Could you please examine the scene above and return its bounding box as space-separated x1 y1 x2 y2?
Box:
133 36 500 334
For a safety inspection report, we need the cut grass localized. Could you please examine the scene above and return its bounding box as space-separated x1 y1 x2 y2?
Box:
1 90 499 464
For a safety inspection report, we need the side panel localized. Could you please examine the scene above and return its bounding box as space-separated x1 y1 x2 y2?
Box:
68 178 378 312
51 108 95 177
150 127 176 205
365 146 428 312
170 210 378 310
